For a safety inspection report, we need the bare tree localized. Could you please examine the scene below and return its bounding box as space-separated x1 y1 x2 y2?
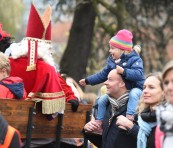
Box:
60 0 96 82
58 0 173 81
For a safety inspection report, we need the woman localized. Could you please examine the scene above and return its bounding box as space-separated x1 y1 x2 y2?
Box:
116 72 164 148
156 60 173 148
0 52 27 99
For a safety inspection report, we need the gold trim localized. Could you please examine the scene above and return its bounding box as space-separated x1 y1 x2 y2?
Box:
28 91 65 98
23 37 51 44
26 40 36 71
30 40 35 65
26 64 36 71
42 98 65 114
42 5 51 39
42 5 51 29
25 98 66 114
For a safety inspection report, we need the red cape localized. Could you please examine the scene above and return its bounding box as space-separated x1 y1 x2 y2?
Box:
10 57 76 114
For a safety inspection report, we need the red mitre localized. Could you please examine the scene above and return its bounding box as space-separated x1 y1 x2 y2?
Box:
24 3 52 71
26 4 51 41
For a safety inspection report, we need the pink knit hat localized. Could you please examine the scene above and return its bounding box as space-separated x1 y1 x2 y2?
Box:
109 29 133 51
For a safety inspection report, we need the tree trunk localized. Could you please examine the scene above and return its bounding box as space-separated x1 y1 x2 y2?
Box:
60 0 96 82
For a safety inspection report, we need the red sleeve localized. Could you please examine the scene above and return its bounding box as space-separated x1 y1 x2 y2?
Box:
57 73 77 102
22 89 27 100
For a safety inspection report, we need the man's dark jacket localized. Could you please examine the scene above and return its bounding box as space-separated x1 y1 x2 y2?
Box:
85 104 137 148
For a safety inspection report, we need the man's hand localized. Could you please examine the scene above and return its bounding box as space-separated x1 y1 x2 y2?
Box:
68 99 79 112
84 120 100 132
79 79 86 86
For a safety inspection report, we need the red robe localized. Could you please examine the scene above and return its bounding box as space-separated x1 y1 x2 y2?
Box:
9 57 77 114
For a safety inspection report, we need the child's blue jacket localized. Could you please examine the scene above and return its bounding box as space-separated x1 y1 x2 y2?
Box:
85 50 145 90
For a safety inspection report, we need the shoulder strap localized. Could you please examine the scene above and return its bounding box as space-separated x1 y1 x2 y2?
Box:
0 125 15 148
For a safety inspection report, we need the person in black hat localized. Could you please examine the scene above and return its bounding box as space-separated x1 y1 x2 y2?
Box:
0 23 14 53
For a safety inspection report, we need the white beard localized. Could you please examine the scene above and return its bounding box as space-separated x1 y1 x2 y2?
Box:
6 39 56 67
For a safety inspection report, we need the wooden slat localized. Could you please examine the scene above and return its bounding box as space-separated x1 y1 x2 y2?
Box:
0 99 92 138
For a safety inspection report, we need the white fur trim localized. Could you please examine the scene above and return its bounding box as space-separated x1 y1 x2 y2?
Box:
7 39 55 67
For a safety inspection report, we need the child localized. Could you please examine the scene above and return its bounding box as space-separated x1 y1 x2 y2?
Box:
0 52 27 99
79 29 145 127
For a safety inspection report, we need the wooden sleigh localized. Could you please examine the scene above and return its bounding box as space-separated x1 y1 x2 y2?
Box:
0 99 92 148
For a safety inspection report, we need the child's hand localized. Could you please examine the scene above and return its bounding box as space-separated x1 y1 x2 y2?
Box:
116 65 124 74
126 114 134 121
116 115 133 130
79 79 86 86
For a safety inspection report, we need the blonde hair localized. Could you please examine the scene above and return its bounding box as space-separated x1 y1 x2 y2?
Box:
74 81 97 105
69 77 84 99
133 45 141 54
116 48 125 55
100 85 107 95
82 93 97 105
0 52 10 75
64 76 97 105
162 60 173 80
120 44 141 55
136 72 163 114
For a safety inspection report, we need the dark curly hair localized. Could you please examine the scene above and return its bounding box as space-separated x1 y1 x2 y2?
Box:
0 36 14 53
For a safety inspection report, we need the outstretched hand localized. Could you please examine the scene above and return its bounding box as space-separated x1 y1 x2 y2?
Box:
79 79 86 86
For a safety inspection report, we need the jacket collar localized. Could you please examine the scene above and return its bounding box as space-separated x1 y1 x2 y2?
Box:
120 50 137 60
